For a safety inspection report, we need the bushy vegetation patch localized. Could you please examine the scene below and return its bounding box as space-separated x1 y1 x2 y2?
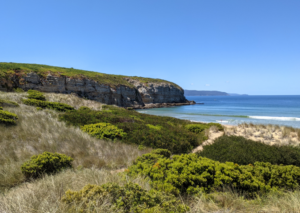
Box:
62 182 188 213
81 123 127 140
0 99 19 107
0 106 2 110
27 89 46 101
199 135 300 166
21 152 73 179
22 98 75 112
185 122 223 134
127 149 300 197
0 110 18 125
59 105 214 153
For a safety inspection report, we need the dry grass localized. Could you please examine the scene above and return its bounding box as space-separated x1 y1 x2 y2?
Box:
225 123 300 146
2 167 300 213
188 189 300 213
0 92 151 191
0 168 151 213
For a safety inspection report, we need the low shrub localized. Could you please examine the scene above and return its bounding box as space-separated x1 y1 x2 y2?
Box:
0 99 19 107
81 123 127 140
199 135 300 167
0 106 2 110
185 123 224 134
127 149 300 197
22 98 75 112
27 90 46 101
185 124 207 134
207 122 224 131
13 88 24 93
146 124 162 130
21 152 73 179
62 182 188 213
59 105 204 154
0 110 18 125
78 106 92 111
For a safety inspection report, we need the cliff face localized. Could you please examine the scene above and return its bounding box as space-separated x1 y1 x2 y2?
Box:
1 73 191 108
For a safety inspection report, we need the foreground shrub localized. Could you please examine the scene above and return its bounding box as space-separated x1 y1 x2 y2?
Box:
60 105 203 154
127 149 300 197
185 122 224 134
0 106 2 110
81 123 127 140
22 98 75 112
21 152 73 179
0 99 19 107
62 182 188 213
27 90 46 101
199 135 300 166
0 110 18 125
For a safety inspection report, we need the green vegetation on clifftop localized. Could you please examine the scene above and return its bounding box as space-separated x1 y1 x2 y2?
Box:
0 62 181 89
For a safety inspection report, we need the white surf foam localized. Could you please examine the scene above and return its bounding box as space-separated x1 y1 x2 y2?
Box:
216 120 229 123
249 116 300 121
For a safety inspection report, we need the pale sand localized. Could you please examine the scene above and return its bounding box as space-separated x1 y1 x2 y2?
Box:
192 123 300 153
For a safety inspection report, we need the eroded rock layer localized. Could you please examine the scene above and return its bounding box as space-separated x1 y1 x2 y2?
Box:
1 73 192 108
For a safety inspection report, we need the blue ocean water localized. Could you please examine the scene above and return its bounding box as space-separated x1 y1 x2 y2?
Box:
137 96 300 128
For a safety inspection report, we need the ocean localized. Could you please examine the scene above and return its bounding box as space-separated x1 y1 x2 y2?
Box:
137 95 300 128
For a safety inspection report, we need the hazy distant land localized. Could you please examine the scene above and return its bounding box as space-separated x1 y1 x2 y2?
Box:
184 90 248 96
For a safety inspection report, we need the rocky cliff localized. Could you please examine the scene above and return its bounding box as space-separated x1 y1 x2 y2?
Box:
0 72 193 108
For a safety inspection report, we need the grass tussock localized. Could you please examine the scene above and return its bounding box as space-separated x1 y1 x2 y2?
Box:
2 167 300 213
0 168 151 213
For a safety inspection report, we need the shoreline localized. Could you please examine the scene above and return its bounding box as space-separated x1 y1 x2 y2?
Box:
131 100 196 109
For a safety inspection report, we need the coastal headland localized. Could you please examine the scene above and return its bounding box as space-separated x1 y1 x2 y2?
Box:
0 63 194 109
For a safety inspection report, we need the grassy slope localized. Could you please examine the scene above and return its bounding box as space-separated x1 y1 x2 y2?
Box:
2 92 300 212
0 62 181 89
0 92 151 191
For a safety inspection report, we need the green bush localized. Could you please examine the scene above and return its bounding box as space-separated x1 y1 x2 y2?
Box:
127 149 300 197
146 124 162 130
199 135 300 166
0 106 2 110
62 182 188 213
81 123 127 140
13 88 24 93
27 90 46 101
185 124 207 134
0 99 19 107
21 152 73 179
185 122 224 134
0 110 18 125
22 98 75 112
59 105 204 154
78 106 92 111
207 122 224 131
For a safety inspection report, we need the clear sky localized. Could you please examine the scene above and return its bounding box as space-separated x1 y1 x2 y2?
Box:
0 0 299 95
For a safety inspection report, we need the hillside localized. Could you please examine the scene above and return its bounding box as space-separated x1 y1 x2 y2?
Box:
0 63 193 108
1 90 300 212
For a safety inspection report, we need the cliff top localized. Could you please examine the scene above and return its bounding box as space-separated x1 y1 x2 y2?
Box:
0 62 181 89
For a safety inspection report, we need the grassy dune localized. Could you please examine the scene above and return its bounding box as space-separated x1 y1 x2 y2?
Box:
225 123 300 146
1 91 300 212
0 92 150 191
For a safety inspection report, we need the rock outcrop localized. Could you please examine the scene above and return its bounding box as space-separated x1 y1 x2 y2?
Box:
1 73 193 108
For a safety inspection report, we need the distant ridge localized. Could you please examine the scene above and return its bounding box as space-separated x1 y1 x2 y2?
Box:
184 90 229 96
184 90 248 96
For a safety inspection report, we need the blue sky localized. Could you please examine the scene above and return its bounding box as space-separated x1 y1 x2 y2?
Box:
0 0 299 95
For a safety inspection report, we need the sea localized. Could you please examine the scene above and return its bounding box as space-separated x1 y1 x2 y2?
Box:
137 96 300 128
